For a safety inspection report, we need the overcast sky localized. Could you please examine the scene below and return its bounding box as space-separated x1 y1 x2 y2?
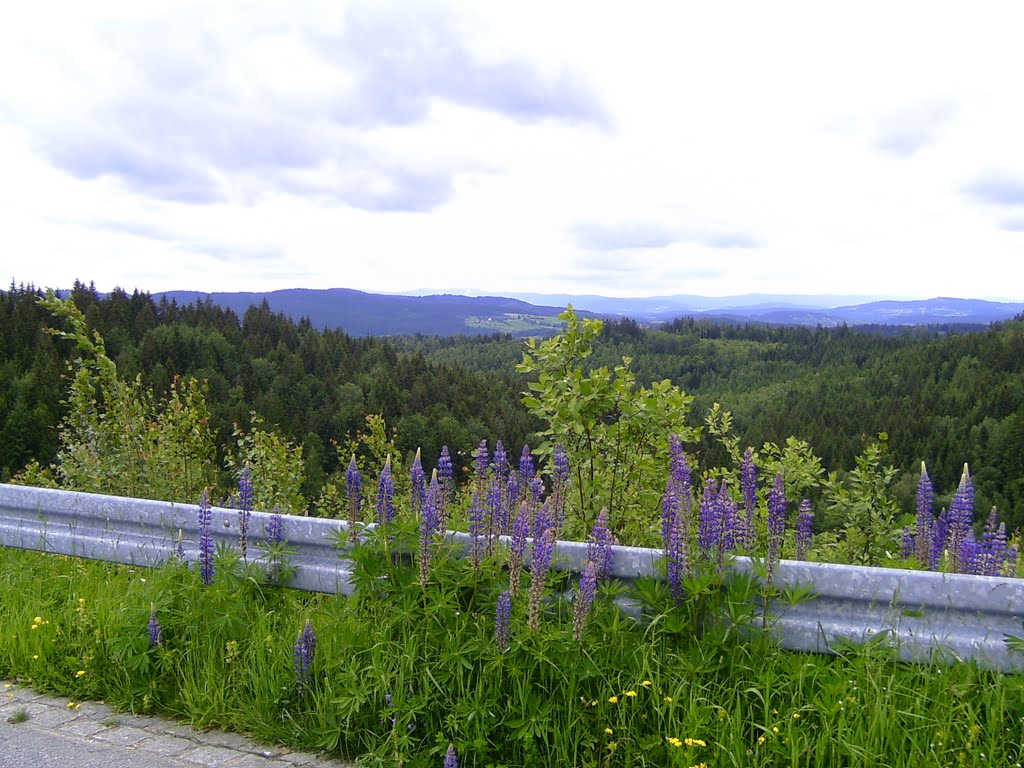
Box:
3 1 1024 300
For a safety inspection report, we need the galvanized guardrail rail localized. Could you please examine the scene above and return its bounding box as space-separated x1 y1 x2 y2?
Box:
2 483 1022 672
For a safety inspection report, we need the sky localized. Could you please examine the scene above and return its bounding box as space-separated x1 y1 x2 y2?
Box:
2 1 1024 301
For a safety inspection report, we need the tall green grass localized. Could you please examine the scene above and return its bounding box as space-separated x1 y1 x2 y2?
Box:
2 538 1022 767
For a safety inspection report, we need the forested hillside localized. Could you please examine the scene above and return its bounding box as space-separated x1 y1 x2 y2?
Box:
397 315 1024 530
4 281 1024 531
0 282 536 494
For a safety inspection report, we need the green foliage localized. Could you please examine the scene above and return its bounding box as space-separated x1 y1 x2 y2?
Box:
517 307 700 541
821 435 902 565
39 292 217 501
226 414 307 515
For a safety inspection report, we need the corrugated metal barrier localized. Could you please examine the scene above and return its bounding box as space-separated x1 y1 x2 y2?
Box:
2 483 1021 672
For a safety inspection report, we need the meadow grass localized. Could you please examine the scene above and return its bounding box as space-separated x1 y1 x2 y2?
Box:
1 540 1022 768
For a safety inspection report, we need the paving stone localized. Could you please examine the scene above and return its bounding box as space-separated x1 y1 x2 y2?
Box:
179 743 248 766
228 754 297 768
194 728 259 750
133 732 197 757
28 704 86 728
58 717 109 738
91 724 152 746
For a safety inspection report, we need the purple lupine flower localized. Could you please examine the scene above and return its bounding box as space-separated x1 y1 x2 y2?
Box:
266 506 284 546
485 474 503 553
473 439 490 495
914 462 934 565
667 436 694 576
238 467 253 561
500 474 518 536
740 447 758 551
444 743 458 768
992 521 1011 576
528 475 545 523
573 560 598 642
551 444 570 533
587 508 614 581
345 455 362 541
766 473 787 585
198 489 214 586
508 501 530 597
978 508 1011 576
947 464 975 573
900 526 914 561
495 590 512 652
717 480 740 558
931 506 950 570
468 489 486 570
518 444 535 502
492 440 509 481
410 448 426 515
148 605 162 649
661 478 685 604
419 472 442 589
796 499 814 561
265 505 285 581
438 445 454 505
293 619 316 699
960 530 981 575
697 479 720 558
376 457 395 526
528 527 555 631
533 498 552 547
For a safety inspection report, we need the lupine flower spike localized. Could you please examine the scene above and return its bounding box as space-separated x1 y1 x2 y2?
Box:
346 455 362 540
410 448 426 515
508 502 530 597
914 462 934 566
495 591 512 652
444 743 458 768
528 527 555 630
419 471 442 589
587 508 613 581
948 464 974 573
573 560 598 642
766 473 787 586
148 604 162 649
376 456 395 526
796 499 813 561
198 489 214 586
293 618 317 699
238 466 253 561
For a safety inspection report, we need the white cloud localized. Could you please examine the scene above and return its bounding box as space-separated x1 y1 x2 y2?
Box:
2 1 1024 300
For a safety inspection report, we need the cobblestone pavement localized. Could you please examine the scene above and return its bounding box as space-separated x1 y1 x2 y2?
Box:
0 680 356 768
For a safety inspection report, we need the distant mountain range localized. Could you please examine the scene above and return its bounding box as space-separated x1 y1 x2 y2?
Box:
152 288 1024 337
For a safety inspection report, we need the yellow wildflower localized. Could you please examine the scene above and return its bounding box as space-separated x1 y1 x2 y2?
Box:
757 736 766 745
608 696 618 704
772 726 779 734
604 728 613 735
793 713 801 719
664 696 673 703
684 738 707 747
625 690 637 698
641 680 652 687
666 737 683 748
75 670 86 678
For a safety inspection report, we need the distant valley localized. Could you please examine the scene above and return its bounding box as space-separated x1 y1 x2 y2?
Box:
151 288 1024 337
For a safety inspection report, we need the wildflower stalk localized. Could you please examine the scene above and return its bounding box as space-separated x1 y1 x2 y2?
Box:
198 489 214 586
528 527 555 631
238 466 253 561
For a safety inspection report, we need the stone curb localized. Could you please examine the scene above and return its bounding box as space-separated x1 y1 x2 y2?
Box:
1 680 355 767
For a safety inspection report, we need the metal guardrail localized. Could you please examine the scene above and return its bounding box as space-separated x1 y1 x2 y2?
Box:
2 483 1022 672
